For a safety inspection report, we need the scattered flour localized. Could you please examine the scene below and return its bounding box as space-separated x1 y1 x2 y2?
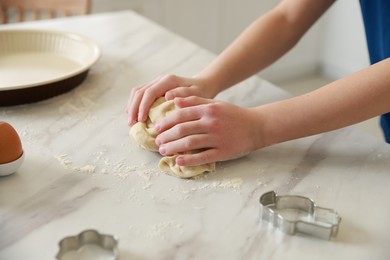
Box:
55 154 73 168
54 152 143 180
147 221 183 239
137 171 152 181
114 172 129 180
213 178 243 189
142 183 152 190
55 154 97 174
75 165 96 174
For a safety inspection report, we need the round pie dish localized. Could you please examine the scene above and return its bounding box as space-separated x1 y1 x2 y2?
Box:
0 29 101 106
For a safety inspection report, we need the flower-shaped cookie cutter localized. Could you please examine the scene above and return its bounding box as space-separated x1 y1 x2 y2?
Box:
56 229 119 259
259 191 341 240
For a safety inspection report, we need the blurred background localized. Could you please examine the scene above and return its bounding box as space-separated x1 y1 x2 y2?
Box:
92 0 369 83
92 0 380 138
2 0 380 138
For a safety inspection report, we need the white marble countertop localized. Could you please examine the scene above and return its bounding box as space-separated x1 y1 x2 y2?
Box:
1 11 390 260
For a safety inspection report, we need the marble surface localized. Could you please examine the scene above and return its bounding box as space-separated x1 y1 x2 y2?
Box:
1 11 390 260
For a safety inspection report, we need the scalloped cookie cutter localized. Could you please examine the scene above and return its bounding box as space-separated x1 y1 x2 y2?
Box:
56 229 119 259
259 191 341 240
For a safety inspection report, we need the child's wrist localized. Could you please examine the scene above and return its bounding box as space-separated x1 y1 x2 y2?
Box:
193 75 224 97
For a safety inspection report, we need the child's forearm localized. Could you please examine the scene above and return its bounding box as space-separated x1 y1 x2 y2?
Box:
255 58 390 147
195 0 334 95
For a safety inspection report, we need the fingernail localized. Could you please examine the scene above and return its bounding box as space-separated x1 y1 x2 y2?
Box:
176 156 184 165
155 124 160 132
155 137 161 146
159 145 166 155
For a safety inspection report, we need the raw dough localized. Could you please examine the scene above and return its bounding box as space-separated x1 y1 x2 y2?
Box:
159 154 216 179
130 97 216 178
130 97 173 152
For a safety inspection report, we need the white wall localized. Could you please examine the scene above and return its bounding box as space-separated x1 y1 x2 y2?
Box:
320 0 370 80
92 0 371 82
92 0 323 82
92 0 166 23
258 17 324 82
218 0 325 82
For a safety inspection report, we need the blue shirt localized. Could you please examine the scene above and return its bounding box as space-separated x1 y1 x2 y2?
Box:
360 0 390 143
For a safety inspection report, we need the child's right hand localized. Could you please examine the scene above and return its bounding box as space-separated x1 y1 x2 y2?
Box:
125 74 215 126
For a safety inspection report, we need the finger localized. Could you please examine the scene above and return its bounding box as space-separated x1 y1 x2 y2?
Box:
158 133 215 156
126 85 147 125
165 85 199 100
126 75 162 124
173 96 214 108
135 76 166 122
176 149 219 167
137 75 182 121
156 119 209 146
155 106 202 133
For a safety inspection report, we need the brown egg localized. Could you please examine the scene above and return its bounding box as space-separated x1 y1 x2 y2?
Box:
0 121 23 164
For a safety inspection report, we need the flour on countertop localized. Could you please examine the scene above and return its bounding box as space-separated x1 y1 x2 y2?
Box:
54 151 245 194
55 154 73 168
147 221 183 239
142 183 152 190
213 178 243 189
75 165 96 174
20 128 40 146
55 154 97 174
114 172 129 180
58 94 98 126
54 151 148 180
137 170 152 181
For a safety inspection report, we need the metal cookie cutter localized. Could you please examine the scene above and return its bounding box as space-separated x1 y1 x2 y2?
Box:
56 229 119 259
259 191 341 240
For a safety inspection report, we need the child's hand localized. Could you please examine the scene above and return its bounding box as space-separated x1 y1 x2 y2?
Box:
125 75 213 126
154 96 264 166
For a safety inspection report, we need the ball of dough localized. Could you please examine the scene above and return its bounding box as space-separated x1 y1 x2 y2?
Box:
129 97 216 178
129 97 176 152
129 122 158 151
159 154 216 179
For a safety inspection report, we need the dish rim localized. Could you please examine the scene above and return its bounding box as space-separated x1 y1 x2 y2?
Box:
0 29 101 91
